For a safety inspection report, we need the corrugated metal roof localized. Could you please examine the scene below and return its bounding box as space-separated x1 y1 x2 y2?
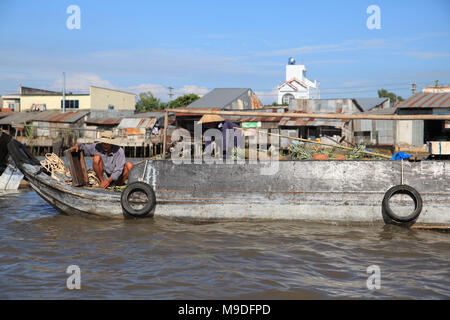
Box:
85 118 122 125
35 111 89 123
187 88 251 109
118 118 156 129
290 99 355 114
397 92 450 109
0 112 14 119
0 112 37 125
362 107 397 115
129 111 165 119
0 111 88 125
353 98 389 111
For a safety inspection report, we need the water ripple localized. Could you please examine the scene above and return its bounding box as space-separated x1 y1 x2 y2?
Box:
0 190 449 299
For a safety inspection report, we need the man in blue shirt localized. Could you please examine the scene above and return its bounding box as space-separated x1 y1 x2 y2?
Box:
199 115 242 158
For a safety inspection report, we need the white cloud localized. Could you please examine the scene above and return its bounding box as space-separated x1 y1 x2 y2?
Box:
124 83 211 101
178 85 209 96
51 73 114 92
50 74 210 101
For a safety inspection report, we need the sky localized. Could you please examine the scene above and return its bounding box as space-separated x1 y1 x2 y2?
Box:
0 0 449 104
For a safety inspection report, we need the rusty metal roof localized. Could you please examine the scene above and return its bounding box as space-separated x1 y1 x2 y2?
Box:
34 111 89 123
85 118 122 125
397 92 450 109
0 112 14 119
0 112 36 125
118 118 156 129
0 111 89 125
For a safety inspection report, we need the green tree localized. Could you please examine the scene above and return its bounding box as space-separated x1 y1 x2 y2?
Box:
377 89 404 102
135 92 167 112
167 93 200 108
135 91 200 112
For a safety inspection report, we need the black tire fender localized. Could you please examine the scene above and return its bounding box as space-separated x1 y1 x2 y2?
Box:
382 185 423 224
121 182 156 218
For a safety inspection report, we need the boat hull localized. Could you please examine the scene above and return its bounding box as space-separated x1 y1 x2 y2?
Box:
129 160 450 225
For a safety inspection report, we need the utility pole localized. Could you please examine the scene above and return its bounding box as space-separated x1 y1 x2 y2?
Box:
167 86 174 101
62 72 66 113
411 81 417 95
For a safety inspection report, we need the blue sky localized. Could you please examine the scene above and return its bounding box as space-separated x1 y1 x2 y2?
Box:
0 0 449 103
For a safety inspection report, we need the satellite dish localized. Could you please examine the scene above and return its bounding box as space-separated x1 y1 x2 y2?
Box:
288 57 295 65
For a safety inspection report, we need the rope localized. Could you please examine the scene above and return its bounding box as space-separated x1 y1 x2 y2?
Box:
40 153 70 177
39 153 120 189
87 169 100 187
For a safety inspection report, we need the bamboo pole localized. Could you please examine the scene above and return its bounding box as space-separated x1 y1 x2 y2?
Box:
235 127 392 159
166 108 450 121
162 110 169 159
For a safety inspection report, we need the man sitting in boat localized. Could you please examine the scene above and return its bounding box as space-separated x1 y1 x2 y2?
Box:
69 132 133 189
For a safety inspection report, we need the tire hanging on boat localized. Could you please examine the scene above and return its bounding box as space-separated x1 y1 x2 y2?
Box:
121 181 156 218
382 185 423 224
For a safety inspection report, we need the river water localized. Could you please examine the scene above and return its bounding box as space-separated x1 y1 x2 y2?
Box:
0 187 448 300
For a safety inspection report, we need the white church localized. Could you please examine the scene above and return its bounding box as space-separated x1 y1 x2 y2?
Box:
277 58 320 105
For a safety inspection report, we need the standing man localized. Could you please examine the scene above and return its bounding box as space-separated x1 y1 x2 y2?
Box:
198 115 243 158
69 132 133 189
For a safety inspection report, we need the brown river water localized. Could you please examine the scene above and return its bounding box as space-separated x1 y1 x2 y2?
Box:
0 187 449 299
0 156 448 299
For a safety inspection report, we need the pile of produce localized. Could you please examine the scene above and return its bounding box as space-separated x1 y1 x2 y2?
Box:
288 143 384 160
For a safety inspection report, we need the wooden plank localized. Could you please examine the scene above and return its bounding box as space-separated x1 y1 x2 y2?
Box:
79 151 88 185
166 108 450 121
64 150 88 187
163 111 169 159
429 141 450 155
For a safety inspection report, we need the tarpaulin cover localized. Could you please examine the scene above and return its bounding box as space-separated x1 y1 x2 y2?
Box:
391 152 412 160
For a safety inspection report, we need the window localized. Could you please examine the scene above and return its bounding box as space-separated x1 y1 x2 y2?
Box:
282 94 294 105
108 105 115 110
61 100 80 109
8 103 15 111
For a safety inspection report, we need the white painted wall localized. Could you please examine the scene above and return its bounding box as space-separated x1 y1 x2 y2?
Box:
278 64 320 104
396 120 424 146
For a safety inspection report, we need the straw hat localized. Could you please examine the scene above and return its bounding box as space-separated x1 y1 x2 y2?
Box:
198 114 225 124
95 131 119 146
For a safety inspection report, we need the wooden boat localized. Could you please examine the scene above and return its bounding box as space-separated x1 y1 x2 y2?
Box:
0 166 24 191
0 133 23 191
4 134 450 226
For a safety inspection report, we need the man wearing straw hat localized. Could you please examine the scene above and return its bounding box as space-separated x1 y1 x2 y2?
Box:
69 131 133 189
198 114 242 158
